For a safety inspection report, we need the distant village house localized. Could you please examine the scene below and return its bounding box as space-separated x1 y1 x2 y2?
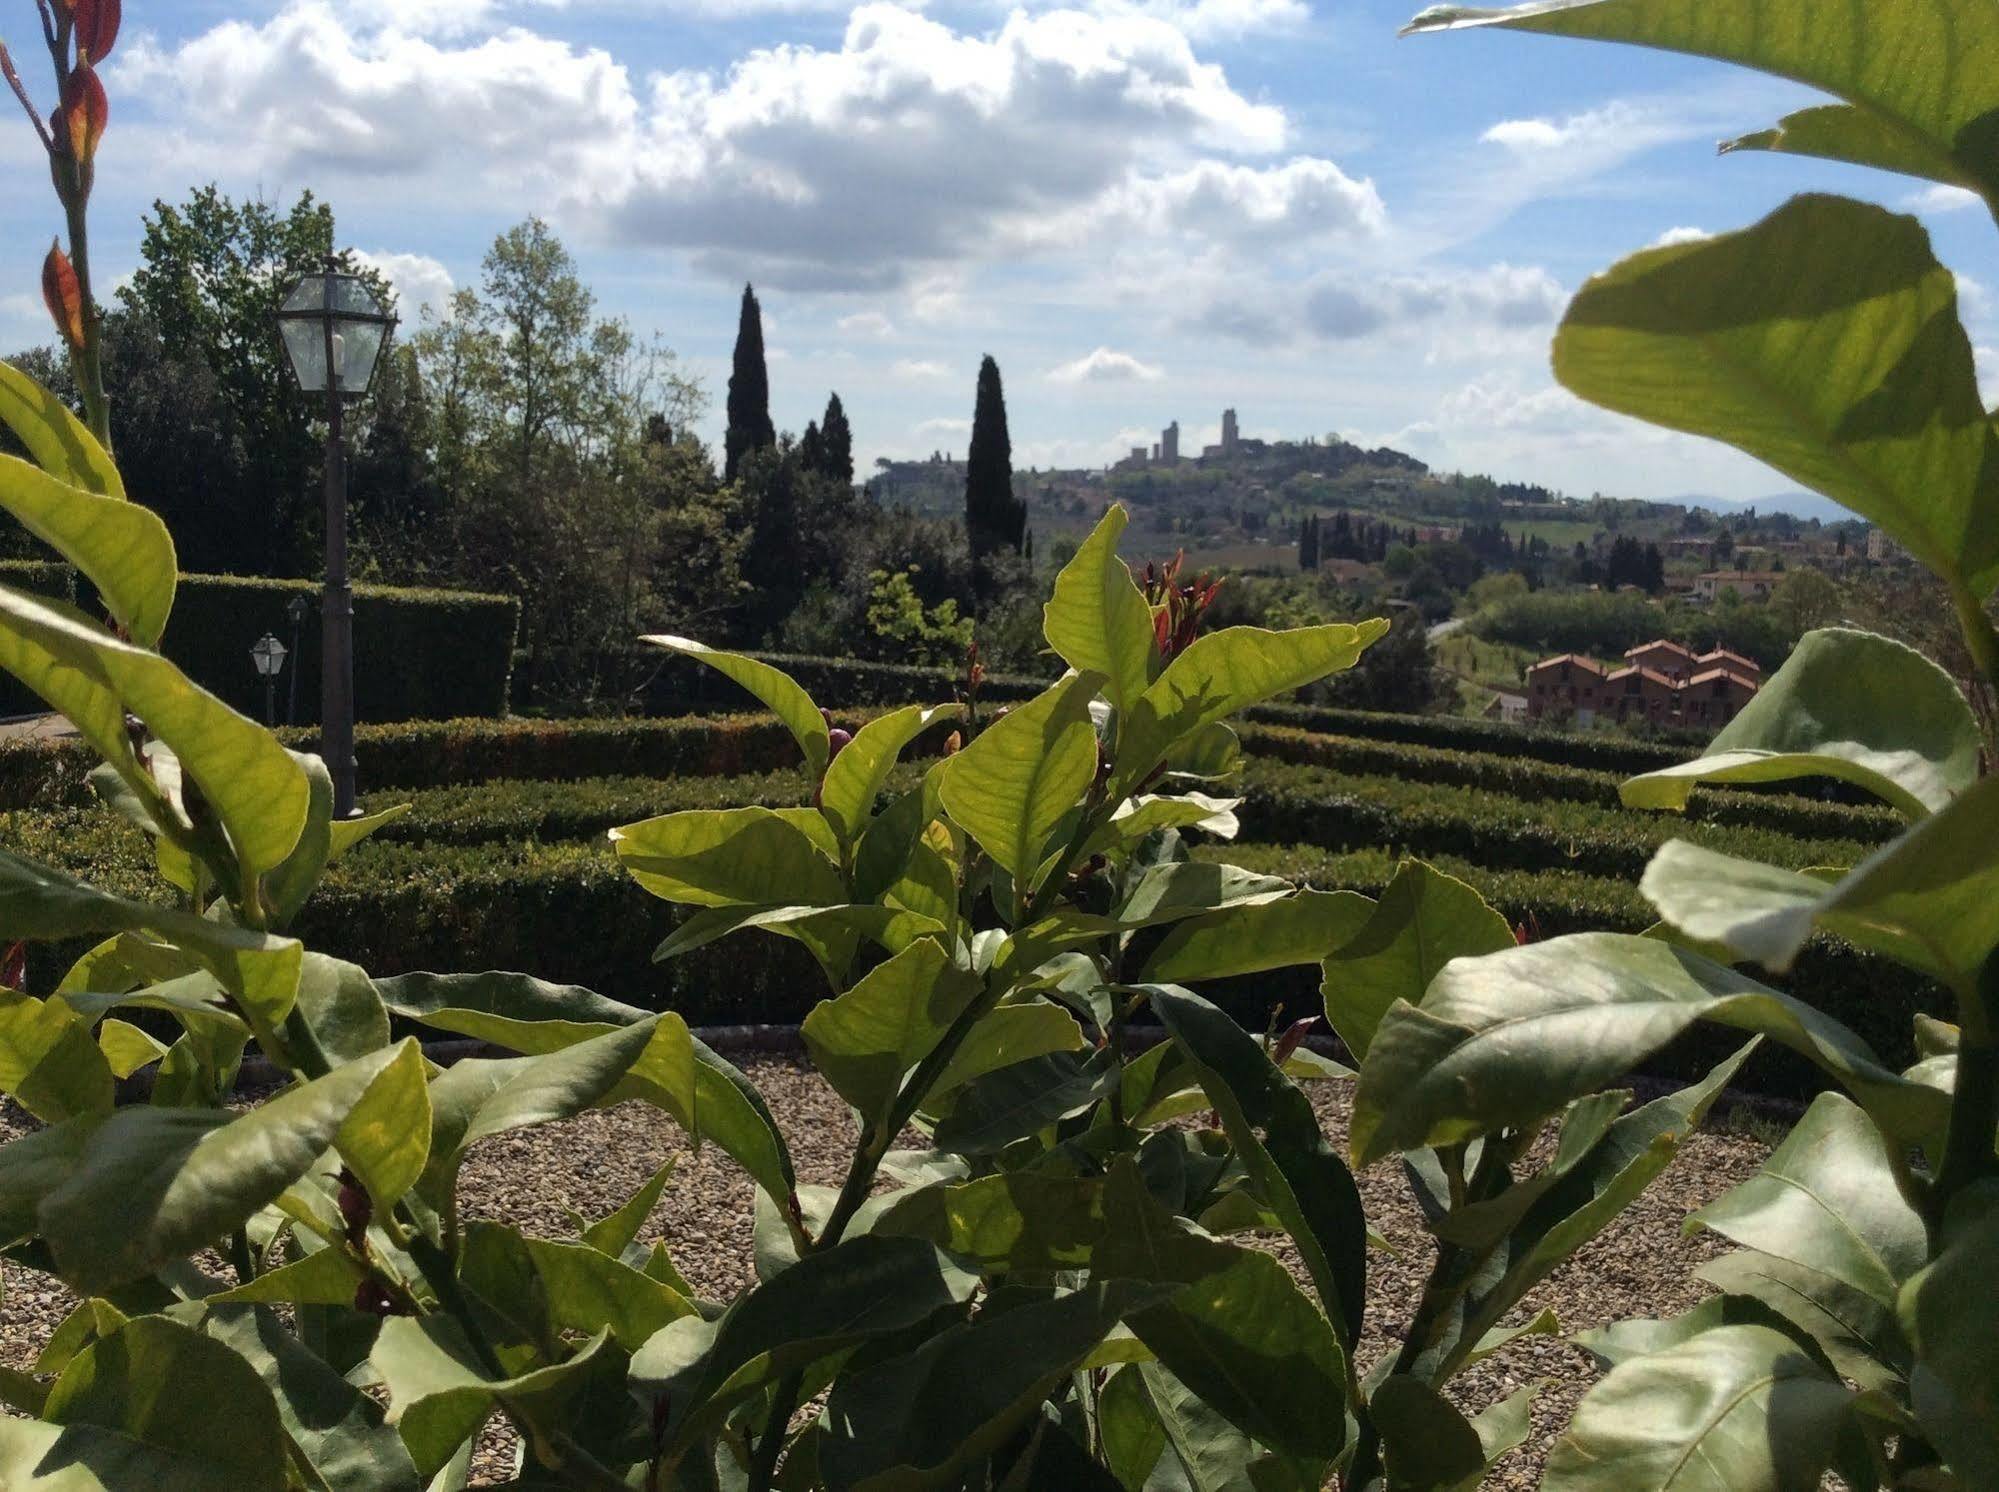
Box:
1526 640 1761 729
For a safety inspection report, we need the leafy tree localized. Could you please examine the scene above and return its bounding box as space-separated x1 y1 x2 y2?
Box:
724 283 774 483
818 391 854 485
964 354 1026 588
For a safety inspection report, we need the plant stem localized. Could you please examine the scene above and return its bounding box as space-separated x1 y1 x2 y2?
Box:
228 1229 258 1286
1931 955 1999 1236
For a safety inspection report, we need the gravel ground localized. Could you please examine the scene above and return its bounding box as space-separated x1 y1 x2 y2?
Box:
0 1055 1772 1488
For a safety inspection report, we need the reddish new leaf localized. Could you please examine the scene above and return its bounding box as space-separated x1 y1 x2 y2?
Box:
41 240 84 350
59 65 107 164
73 0 121 64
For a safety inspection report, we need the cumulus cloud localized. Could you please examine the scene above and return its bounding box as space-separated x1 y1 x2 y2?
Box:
1047 347 1164 383
838 311 897 338
893 358 952 379
119 1 1309 291
1906 183 1981 215
1480 101 1679 156
353 250 456 320
1649 225 1710 248
1236 263 1566 343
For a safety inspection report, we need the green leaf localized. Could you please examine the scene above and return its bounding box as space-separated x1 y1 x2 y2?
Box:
1899 1184 1999 1486
1142 889 1374 984
1403 0 1999 202
611 806 844 909
1621 629 1981 819
924 1000 1085 1104
1083 791 1242 860
293 952 393 1067
1117 861 1291 926
335 1037 432 1212
820 703 958 846
12 1313 290 1490
1695 1250 1906 1391
1044 504 1157 716
1542 1323 1854 1492
930 1049 1116 1155
874 1171 1106 1273
7 1040 419 1294
461 1222 696 1352
819 1280 1163 1491
390 997 797 1206
1370 1376 1484 1490
1097 1365 1167 1490
371 1317 612 1480
0 850 303 1043
1114 622 1387 794
1350 933 1945 1164
1550 194 1999 597
801 939 983 1124
1147 984 1367 1345
0 993 115 1121
642 635 829 776
579 1158 674 1258
631 1235 978 1468
0 360 125 498
96 1018 168 1080
1096 1162 1347 1461
1456 1381 1543 1491
209 1242 363 1306
0 455 173 647
1639 775 1999 995
1692 1094 1925 1309
938 671 1103 886
1321 858 1514 1061
1722 103 1975 192
189 1301 423 1492
265 754 409 927
0 586 309 885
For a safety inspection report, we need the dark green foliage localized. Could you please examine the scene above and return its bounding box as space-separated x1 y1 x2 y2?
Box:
964 355 1026 584
819 391 854 485
724 284 775 484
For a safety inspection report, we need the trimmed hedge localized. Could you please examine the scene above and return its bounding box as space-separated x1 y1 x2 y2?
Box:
0 564 518 724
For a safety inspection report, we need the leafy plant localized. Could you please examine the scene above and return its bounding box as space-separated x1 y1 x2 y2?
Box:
1346 0 1999 1482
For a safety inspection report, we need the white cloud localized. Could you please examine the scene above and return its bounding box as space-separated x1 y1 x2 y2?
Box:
915 416 971 436
1051 157 1386 250
1047 347 1163 383
353 250 456 320
1086 0 1307 41
893 358 952 379
1480 101 1678 156
1192 262 1565 348
121 2 1299 291
1649 225 1710 248
838 311 896 338
1905 183 1981 215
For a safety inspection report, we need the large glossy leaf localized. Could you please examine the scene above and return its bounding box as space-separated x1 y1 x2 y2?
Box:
1148 985 1367 1344
382 971 796 1203
1724 102 1978 190
579 1158 675 1258
1542 1324 1853 1492
1095 1163 1346 1460
1141 889 1374 984
0 992 115 1122
0 360 125 498
460 1222 695 1352
1351 934 1945 1164
924 1000 1084 1103
3 1313 290 1490
938 670 1102 887
0 586 309 884
335 1038 432 1212
611 807 843 909
1113 622 1387 795
265 753 409 926
819 704 957 846
1696 1250 1906 1392
1640 775 1999 995
189 1302 423 1492
0 454 173 646
1549 194 1999 597
372 1317 612 1480
1899 1184 1999 1486
874 1171 1106 1273
1044 504 1156 715
1403 0 1999 202
819 1280 1163 1491
0 852 304 1041
1692 1094 1925 1308
930 1048 1116 1155
1622 629 1980 819
1083 791 1241 859
1370 1376 1483 1490
802 939 982 1123
641 635 829 775
630 1235 978 1468
3 1040 417 1294
1321 858 1513 1061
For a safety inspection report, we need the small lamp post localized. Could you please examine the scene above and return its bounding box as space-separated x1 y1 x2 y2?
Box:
250 632 288 726
275 258 395 817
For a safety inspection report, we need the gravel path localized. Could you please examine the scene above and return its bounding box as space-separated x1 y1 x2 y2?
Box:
0 1056 1772 1487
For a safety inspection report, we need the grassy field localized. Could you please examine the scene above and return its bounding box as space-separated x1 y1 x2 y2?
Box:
1435 631 1543 691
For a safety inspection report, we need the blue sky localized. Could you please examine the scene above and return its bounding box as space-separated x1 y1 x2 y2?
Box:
3 0 1993 500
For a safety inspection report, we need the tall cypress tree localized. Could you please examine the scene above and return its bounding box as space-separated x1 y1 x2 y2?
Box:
724 283 775 483
965 355 1025 579
819 391 854 485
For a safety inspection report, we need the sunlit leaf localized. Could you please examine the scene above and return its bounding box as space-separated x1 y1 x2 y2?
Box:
0 454 170 646
801 939 982 1124
939 670 1103 887
641 636 829 776
819 703 958 846
1044 504 1157 715
611 806 844 908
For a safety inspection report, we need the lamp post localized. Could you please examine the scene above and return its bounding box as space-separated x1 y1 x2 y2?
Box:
250 632 288 726
275 258 395 817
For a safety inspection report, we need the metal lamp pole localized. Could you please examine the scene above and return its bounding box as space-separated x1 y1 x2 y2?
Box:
318 265 358 818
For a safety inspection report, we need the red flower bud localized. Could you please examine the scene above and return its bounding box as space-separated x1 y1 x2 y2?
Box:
336 1173 371 1245
41 241 84 351
57 65 107 166
1270 1015 1316 1067
942 729 962 757
352 1278 397 1317
1 943 26 992
73 0 121 64
827 727 852 759
1512 913 1542 946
